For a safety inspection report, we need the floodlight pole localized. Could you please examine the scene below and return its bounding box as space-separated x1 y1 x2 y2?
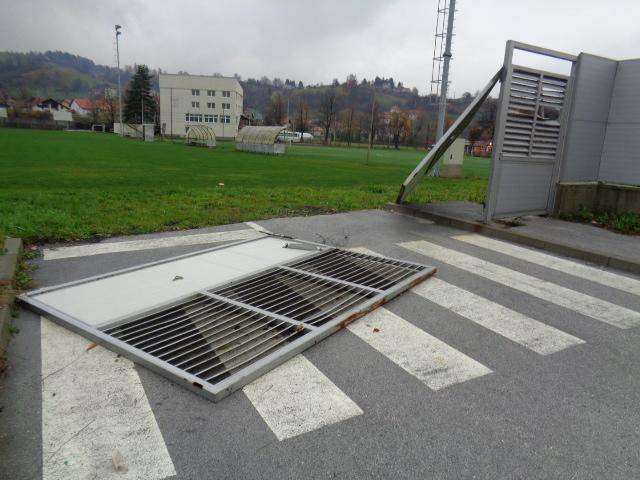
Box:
435 0 455 142
115 25 123 136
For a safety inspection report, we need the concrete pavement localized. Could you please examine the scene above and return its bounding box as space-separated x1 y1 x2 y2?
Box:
1 210 639 479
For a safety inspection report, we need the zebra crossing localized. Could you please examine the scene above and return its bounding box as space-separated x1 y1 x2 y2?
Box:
38 229 640 479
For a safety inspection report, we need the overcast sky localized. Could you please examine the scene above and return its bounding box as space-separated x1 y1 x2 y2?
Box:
2 0 639 95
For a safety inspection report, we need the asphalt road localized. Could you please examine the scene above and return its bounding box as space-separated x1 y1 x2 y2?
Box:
1 209 639 480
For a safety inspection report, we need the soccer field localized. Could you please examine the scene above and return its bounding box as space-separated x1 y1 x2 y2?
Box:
0 128 490 243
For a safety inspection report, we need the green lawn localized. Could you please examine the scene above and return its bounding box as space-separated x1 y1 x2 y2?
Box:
0 128 490 243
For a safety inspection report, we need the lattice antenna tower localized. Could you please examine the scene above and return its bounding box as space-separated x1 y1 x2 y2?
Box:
429 0 449 102
430 0 457 144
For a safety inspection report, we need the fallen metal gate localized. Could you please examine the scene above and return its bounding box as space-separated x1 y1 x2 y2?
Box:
20 235 435 401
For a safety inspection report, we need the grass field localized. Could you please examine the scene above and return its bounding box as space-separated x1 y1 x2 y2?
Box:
0 128 490 243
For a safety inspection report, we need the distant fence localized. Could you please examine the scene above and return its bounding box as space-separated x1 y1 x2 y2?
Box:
0 118 72 130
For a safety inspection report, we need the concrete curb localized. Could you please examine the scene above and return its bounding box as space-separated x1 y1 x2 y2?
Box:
386 202 640 275
0 238 23 364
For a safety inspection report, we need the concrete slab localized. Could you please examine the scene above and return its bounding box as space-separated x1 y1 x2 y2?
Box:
389 201 640 273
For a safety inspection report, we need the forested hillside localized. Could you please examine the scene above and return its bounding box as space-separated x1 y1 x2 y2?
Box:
0 50 497 145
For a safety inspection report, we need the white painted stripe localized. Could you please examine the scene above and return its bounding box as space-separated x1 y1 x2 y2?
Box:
414 277 585 355
41 318 175 480
351 246 584 354
454 233 640 297
242 354 363 441
43 228 263 260
244 221 272 234
348 307 492 390
349 246 384 256
400 240 640 329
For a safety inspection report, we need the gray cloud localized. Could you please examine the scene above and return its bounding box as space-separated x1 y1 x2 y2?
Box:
2 0 639 95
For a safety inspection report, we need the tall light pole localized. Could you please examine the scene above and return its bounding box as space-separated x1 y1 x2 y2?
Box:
115 25 123 135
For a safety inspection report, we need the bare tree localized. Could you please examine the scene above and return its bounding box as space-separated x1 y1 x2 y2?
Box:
104 89 117 126
265 93 285 125
467 125 483 156
319 89 337 144
369 100 379 148
389 111 413 149
342 107 355 146
295 98 309 142
477 97 498 140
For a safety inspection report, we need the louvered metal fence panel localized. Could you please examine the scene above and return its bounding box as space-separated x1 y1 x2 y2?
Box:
20 236 435 402
502 68 568 160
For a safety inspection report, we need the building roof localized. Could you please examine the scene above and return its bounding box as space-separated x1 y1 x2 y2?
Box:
71 99 108 111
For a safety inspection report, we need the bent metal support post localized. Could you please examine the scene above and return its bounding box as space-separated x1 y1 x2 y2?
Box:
396 68 502 204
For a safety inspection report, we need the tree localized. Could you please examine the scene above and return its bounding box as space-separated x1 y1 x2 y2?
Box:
477 97 498 139
265 93 285 125
368 100 379 148
297 80 304 89
389 111 408 149
295 98 309 142
319 88 337 144
468 125 483 154
89 96 103 124
124 64 156 124
104 88 117 126
342 107 355 146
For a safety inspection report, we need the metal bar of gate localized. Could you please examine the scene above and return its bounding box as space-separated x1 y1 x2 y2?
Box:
396 67 502 204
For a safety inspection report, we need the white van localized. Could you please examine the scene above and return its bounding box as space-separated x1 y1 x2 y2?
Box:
277 130 314 143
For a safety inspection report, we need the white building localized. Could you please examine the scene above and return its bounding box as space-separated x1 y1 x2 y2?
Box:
159 74 243 139
33 99 73 122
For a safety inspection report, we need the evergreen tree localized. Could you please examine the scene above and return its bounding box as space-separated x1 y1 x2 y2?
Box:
124 64 156 123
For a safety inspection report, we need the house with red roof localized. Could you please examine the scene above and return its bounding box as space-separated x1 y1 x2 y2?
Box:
69 98 109 116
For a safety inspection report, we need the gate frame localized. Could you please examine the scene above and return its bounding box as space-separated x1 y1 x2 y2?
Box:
484 41 578 222
19 234 435 402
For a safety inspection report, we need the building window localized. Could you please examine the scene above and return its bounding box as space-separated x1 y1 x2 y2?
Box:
213 115 219 123
207 102 215 109
223 115 231 124
207 90 215 96
222 91 231 97
204 114 214 123
192 89 200 96
186 113 202 123
191 101 200 108
222 103 231 110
